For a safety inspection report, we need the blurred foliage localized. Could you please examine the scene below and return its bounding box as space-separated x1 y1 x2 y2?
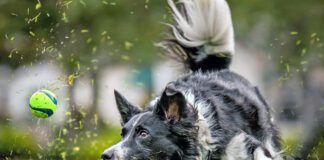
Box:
0 125 38 158
283 135 324 160
0 0 168 70
1 0 323 73
44 125 121 160
228 0 324 76
0 123 121 159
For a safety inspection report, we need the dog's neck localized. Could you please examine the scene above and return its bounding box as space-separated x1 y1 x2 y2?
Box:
183 90 218 159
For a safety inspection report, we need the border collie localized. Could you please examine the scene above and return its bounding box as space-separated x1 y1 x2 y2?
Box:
102 0 284 159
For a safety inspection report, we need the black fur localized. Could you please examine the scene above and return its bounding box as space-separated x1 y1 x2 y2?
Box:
102 0 282 159
102 69 282 160
158 40 232 72
189 54 232 72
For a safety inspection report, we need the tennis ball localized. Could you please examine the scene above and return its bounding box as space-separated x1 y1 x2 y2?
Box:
29 90 58 118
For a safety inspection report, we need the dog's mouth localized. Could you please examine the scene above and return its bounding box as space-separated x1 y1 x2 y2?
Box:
101 148 124 160
102 154 124 160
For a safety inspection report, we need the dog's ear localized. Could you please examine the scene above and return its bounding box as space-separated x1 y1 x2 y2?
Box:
154 84 188 123
114 90 141 125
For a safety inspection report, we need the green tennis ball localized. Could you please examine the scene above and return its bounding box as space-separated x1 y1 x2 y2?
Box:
29 90 58 118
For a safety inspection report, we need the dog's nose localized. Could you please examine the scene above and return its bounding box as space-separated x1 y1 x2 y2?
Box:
101 148 115 160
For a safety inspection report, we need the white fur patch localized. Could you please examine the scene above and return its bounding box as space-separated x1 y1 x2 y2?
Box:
183 91 218 150
149 97 160 106
167 0 235 55
254 147 272 160
104 143 129 160
264 138 283 160
223 133 249 160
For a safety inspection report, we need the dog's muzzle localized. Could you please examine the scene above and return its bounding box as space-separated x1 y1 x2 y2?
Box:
102 147 123 160
102 143 125 160
101 148 114 160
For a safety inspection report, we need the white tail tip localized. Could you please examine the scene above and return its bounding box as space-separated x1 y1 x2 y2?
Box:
168 0 235 55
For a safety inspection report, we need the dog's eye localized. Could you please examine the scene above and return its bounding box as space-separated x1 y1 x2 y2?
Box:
138 130 149 138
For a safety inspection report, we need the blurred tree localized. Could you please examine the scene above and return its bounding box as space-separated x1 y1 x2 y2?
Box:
0 0 168 158
49 0 168 128
0 0 168 126
228 0 324 72
228 0 324 158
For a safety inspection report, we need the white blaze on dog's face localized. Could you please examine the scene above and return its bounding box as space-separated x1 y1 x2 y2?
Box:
101 89 199 160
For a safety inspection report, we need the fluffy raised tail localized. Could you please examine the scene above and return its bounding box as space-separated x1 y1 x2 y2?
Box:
158 0 235 72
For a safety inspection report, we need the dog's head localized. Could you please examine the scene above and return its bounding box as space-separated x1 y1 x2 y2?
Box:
102 85 199 160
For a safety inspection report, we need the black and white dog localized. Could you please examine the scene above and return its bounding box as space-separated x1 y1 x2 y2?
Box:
102 0 283 159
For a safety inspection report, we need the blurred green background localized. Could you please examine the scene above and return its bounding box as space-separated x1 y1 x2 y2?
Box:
0 0 323 159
